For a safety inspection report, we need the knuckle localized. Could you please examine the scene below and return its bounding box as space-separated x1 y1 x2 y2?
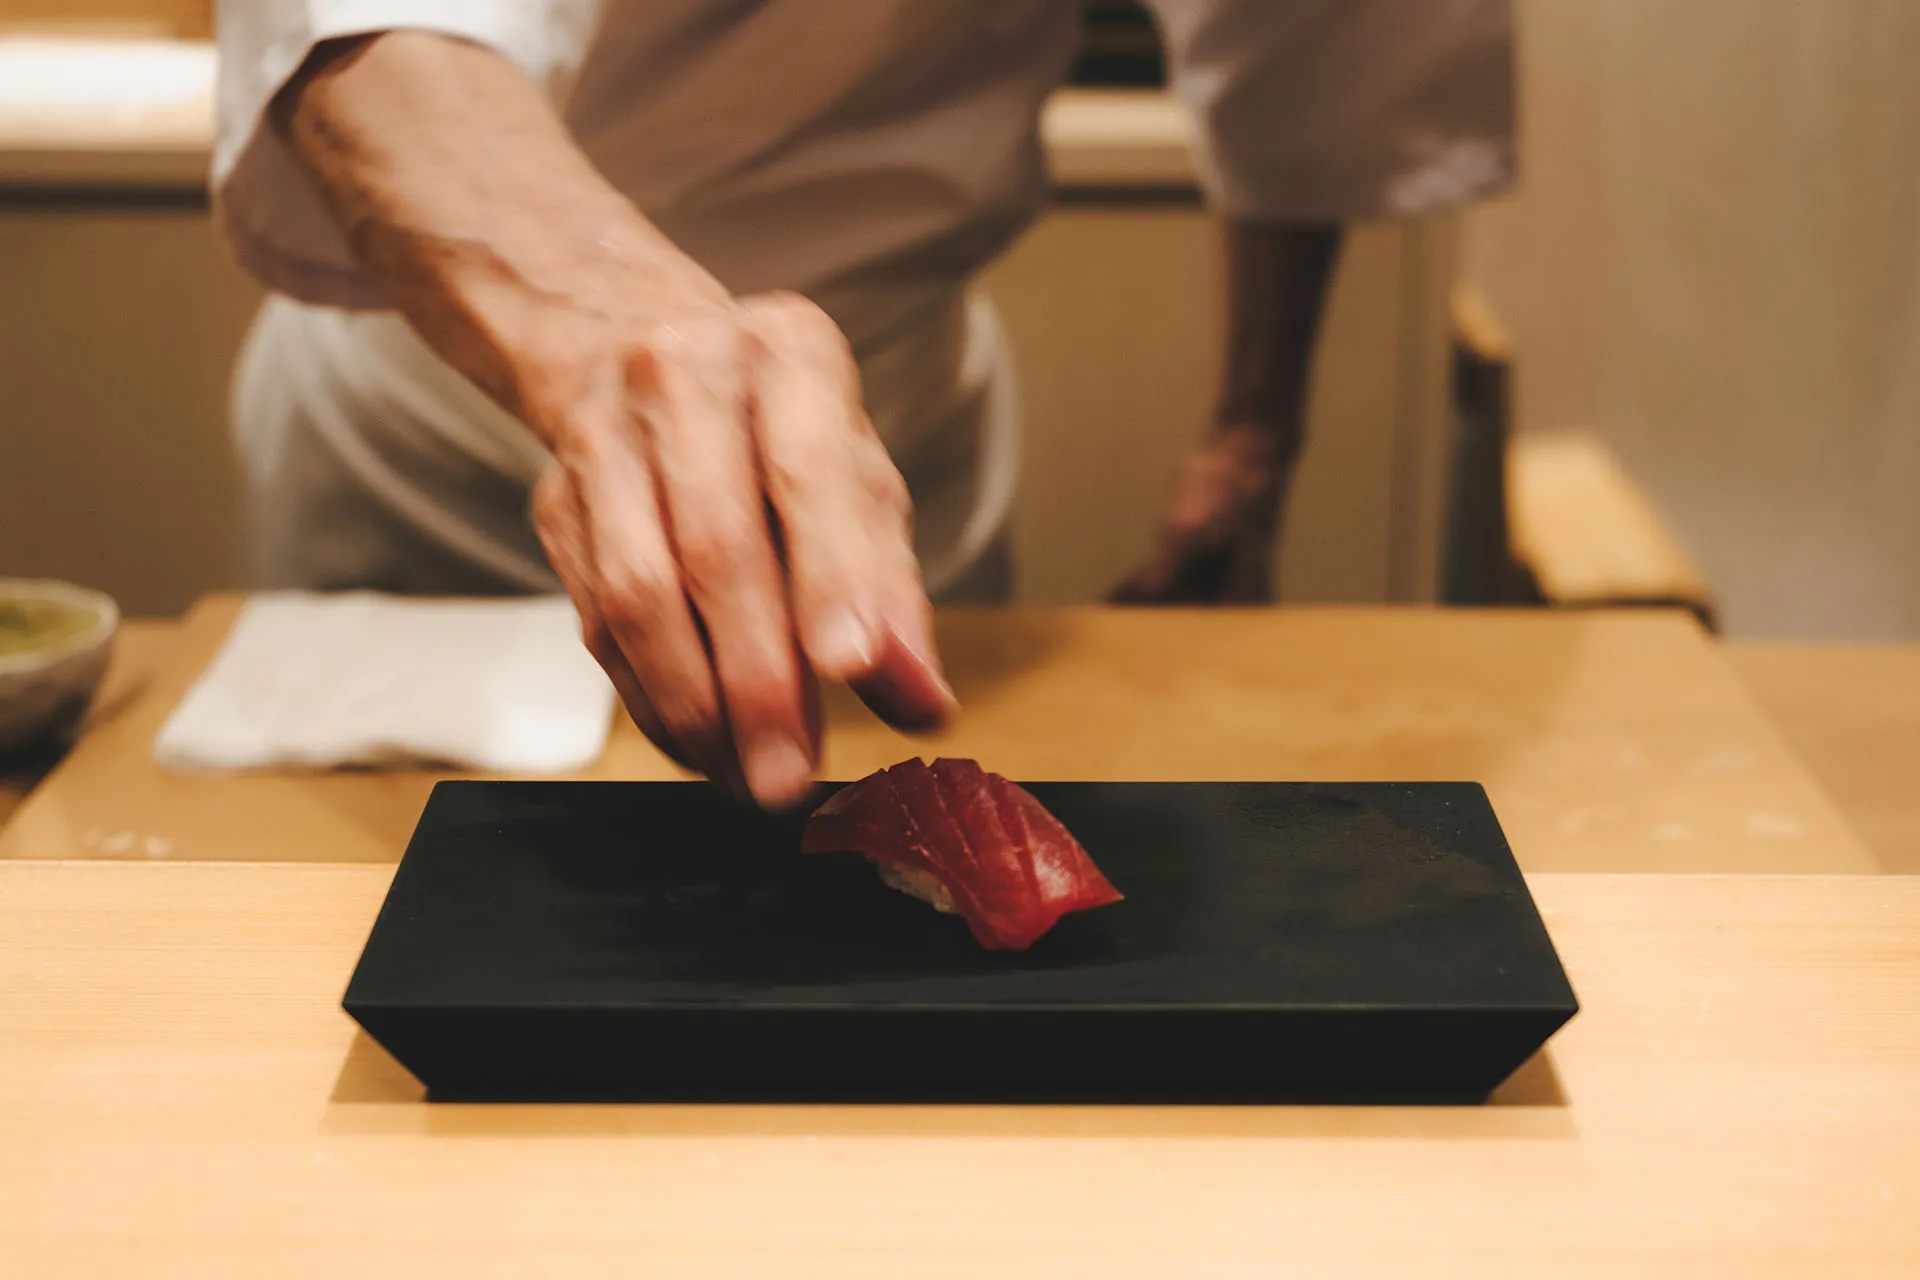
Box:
642 309 745 359
676 515 759 585
509 338 593 417
746 289 818 329
860 448 912 515
598 563 674 635
628 312 750 397
620 341 666 400
646 678 721 745
815 330 861 388
751 292 858 375
597 596 648 642
723 680 796 737
760 451 810 506
654 704 716 755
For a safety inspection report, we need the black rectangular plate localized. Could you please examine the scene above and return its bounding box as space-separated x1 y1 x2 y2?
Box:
344 781 1577 1102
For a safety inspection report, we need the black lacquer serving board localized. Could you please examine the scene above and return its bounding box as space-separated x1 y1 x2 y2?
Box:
343 780 1577 1101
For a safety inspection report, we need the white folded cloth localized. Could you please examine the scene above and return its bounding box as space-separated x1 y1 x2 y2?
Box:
154 593 615 773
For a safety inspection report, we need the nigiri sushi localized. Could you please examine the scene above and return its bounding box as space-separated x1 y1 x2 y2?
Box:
800 757 1122 950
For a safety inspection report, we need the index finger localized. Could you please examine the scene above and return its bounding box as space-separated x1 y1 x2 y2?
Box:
637 323 818 809
744 293 954 731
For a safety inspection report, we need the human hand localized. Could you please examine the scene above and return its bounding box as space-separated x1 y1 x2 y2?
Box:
1109 421 1289 605
527 289 954 808
271 30 952 806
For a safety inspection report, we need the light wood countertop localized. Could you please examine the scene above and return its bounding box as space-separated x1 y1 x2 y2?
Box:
2 861 1913 1276
0 598 1875 872
1730 643 1920 873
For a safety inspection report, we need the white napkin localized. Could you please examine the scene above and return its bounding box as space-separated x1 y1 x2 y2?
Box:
154 593 615 774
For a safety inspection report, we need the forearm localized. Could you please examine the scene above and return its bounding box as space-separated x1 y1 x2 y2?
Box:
1215 221 1343 444
1111 221 1342 603
272 30 724 441
269 31 945 802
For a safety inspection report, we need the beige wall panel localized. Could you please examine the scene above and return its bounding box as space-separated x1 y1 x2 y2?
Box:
0 210 257 613
986 210 1448 605
3 203 1451 614
1463 0 1920 638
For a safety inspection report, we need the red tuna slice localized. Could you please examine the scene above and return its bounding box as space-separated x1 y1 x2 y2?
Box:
880 758 972 877
926 757 1059 948
989 773 1124 919
800 767 945 892
878 759 1024 947
801 757 1122 950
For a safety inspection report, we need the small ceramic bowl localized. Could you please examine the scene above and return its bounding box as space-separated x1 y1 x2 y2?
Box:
0 580 119 758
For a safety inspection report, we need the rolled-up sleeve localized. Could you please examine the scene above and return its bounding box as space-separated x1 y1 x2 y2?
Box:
213 1 600 308
1143 0 1515 221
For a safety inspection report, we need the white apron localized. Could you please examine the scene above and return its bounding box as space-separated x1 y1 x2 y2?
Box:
232 288 1019 601
214 0 1515 601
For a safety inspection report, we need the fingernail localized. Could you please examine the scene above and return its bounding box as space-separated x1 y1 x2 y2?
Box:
744 735 815 809
891 620 956 706
808 604 877 676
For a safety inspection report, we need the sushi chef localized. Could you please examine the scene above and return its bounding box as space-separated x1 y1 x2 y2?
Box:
213 1 1514 807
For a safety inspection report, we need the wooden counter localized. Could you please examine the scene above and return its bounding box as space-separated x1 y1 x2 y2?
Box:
0 598 1876 872
1 861 1913 1276
1731 644 1920 874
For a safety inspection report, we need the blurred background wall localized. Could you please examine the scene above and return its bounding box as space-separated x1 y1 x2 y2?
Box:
5 1 1919 638
1462 0 1920 638
0 2 1459 616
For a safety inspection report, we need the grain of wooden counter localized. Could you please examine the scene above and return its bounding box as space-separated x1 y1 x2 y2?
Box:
1 861 1914 1276
0 597 1875 872
1731 644 1920 873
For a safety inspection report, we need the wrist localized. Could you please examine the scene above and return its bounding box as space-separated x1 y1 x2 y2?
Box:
463 230 729 448
1208 414 1299 469
349 193 729 446
276 29 731 444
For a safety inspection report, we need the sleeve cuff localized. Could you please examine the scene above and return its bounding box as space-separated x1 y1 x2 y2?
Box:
1158 0 1518 222
212 3 578 308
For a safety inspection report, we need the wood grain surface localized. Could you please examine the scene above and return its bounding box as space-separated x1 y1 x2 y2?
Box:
1 861 1913 1277
0 597 1874 872
1731 644 1920 873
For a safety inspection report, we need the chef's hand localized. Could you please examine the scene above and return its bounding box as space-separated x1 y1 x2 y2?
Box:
527 290 954 806
273 30 953 807
1110 420 1288 604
